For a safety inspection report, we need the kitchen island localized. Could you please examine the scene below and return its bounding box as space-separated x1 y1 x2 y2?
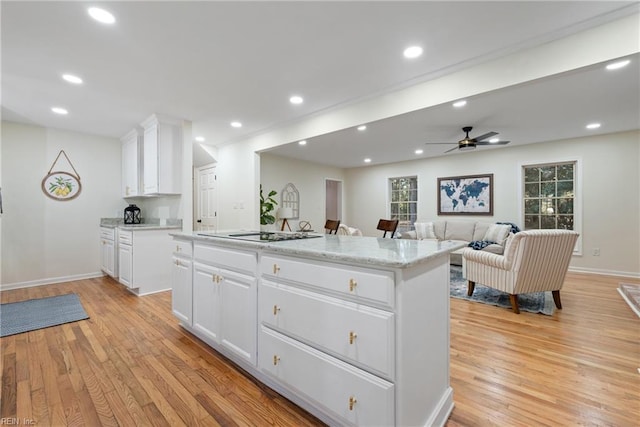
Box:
170 231 465 427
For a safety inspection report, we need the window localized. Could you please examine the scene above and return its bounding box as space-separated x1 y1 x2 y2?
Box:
389 176 417 229
522 162 575 230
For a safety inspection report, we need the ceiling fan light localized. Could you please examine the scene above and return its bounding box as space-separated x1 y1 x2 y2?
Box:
459 144 476 151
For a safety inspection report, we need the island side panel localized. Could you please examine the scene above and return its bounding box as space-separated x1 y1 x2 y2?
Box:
395 253 453 427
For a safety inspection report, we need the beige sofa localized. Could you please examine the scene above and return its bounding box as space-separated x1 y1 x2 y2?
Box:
398 220 512 265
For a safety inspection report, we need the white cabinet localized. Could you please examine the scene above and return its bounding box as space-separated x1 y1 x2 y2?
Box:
140 114 182 195
100 227 117 278
121 127 143 197
191 243 257 365
118 228 173 295
172 239 193 325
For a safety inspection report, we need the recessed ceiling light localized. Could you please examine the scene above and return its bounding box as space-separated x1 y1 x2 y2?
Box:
230 121 242 128
606 59 630 70
195 136 205 142
62 74 83 84
453 100 467 108
51 107 68 115
364 158 372 163
88 7 116 24
403 46 423 59
357 125 367 131
489 137 500 143
289 95 303 105
586 123 601 130
414 149 424 155
298 140 307 146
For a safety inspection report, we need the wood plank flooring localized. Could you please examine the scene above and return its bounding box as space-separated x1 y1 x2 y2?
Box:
1 271 638 426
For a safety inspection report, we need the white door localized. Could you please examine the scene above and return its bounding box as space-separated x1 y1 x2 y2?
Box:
195 165 217 232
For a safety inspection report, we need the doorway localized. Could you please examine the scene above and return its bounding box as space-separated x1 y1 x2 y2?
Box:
194 164 217 232
325 179 342 225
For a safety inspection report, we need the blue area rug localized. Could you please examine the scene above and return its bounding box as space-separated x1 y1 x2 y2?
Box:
450 265 555 315
0 293 89 337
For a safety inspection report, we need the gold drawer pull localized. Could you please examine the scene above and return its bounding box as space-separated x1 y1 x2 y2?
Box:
273 305 280 315
273 355 280 365
273 264 280 274
349 396 357 411
217 275 223 283
349 331 357 344
349 278 357 292
175 259 180 266
212 274 216 282
176 245 181 252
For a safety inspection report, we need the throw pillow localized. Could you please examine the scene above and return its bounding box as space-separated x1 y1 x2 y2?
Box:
483 223 511 244
414 222 436 240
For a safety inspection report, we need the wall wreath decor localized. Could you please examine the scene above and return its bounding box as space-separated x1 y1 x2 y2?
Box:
41 150 82 201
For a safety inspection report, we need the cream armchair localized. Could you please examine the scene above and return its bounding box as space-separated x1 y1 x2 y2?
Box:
462 230 579 314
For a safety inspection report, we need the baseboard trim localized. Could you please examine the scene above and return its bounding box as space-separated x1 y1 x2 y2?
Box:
568 266 640 279
0 272 105 291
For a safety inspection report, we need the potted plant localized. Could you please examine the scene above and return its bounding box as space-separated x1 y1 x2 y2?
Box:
260 185 278 227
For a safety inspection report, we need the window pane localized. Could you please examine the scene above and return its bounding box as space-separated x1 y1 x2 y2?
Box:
541 216 556 229
541 182 556 197
524 199 540 214
524 215 539 229
557 198 574 214
541 198 556 215
557 164 574 180
524 183 539 198
557 216 574 230
391 203 398 215
557 181 573 197
540 166 556 181
391 191 399 202
524 167 539 182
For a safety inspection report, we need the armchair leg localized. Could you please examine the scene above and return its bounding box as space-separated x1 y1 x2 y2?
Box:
552 290 562 309
467 281 476 297
509 294 520 314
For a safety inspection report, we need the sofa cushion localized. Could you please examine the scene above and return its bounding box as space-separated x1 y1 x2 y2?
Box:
414 222 436 239
483 223 511 244
444 221 476 241
433 221 447 240
472 222 492 241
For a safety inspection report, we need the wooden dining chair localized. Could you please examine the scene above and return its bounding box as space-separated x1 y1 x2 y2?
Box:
377 219 399 238
324 219 341 234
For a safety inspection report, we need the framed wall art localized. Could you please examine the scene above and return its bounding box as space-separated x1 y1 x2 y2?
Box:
437 173 493 215
41 150 82 201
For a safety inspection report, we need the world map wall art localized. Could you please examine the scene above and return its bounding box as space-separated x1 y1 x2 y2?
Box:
437 173 493 215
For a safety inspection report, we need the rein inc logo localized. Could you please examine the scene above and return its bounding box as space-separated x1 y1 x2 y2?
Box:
0 419 36 425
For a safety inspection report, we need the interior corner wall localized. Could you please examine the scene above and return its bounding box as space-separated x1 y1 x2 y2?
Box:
1 121 123 288
260 153 346 232
344 130 639 277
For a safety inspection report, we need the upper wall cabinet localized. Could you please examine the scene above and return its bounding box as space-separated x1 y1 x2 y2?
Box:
140 114 183 195
121 127 143 198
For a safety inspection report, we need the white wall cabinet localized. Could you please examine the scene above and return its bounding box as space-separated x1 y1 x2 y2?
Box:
140 114 182 195
121 127 143 197
99 227 117 278
172 239 193 325
191 243 257 365
118 228 173 295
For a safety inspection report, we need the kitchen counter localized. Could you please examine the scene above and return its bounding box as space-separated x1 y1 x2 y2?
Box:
170 231 463 426
173 231 465 268
100 217 182 230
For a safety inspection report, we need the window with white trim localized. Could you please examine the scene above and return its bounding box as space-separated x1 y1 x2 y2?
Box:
522 162 575 230
389 176 417 230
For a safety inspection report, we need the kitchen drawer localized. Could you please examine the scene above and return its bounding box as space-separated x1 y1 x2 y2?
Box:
100 227 115 240
194 244 256 273
260 280 394 379
173 238 192 257
119 229 133 245
259 326 394 427
261 255 394 309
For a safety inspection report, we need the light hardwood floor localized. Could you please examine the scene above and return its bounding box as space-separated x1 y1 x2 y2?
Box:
1 271 638 426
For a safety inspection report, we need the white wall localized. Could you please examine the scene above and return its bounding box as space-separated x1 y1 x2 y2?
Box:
1 121 124 288
344 130 640 277
260 153 346 232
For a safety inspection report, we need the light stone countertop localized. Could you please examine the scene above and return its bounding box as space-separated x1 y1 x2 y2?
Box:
100 217 182 231
172 232 466 269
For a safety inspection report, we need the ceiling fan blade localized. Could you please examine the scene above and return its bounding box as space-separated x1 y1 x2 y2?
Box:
472 131 498 142
444 146 459 153
425 142 457 145
476 140 510 146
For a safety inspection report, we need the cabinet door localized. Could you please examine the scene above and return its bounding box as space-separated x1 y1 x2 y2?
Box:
172 257 192 326
122 134 139 197
219 268 257 364
101 238 115 277
193 262 221 344
118 244 133 288
143 125 158 194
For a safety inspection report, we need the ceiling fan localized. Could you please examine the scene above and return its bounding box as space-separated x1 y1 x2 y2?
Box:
426 126 510 153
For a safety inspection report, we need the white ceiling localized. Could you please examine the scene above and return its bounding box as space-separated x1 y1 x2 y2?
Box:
2 1 639 168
